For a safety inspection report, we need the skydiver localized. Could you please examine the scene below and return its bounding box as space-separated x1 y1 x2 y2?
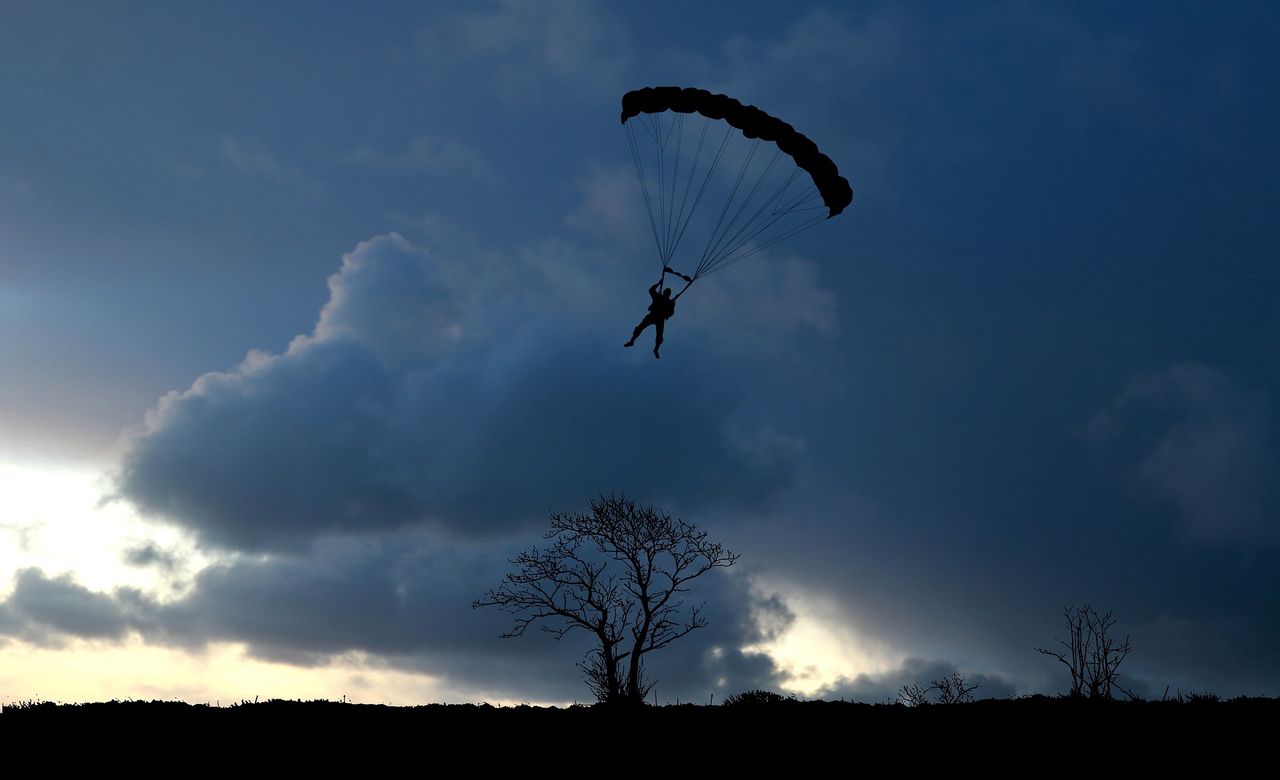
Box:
624 266 693 359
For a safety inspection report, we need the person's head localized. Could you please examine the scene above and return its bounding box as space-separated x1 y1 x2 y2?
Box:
663 288 672 298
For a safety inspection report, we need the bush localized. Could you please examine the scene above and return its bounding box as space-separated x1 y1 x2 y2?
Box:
722 690 798 706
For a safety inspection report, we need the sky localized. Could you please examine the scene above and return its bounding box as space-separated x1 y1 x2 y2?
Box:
1 0 1278 705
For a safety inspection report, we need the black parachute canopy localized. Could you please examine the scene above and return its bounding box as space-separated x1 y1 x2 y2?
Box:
621 86 853 218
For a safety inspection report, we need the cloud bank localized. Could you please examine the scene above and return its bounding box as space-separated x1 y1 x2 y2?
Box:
0 227 841 701
117 233 799 552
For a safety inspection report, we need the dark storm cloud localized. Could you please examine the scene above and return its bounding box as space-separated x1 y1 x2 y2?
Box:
117 234 795 552
5 0 1278 703
1090 362 1278 545
820 657 1017 703
0 528 786 702
623 576 793 701
0 569 136 646
148 533 511 659
122 542 180 571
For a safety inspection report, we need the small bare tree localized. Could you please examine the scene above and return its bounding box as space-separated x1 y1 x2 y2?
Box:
897 682 932 707
474 494 739 706
932 671 981 704
898 672 980 706
1036 604 1133 699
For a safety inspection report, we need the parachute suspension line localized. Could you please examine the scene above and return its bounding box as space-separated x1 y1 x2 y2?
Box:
663 112 684 263
667 116 709 261
653 113 668 265
694 161 829 277
728 193 818 261
709 212 828 275
694 138 761 278
704 168 811 271
626 109 834 280
698 146 786 274
622 90 853 288
699 168 799 274
649 112 685 265
705 185 825 276
639 113 661 144
627 113 736 274
647 113 693 265
669 122 733 273
625 121 666 265
777 179 818 209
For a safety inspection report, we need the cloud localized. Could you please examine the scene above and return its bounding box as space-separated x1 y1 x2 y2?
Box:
413 0 629 103
819 656 1017 703
219 137 297 180
0 530 786 703
719 6 905 99
342 136 495 181
0 569 137 647
218 136 322 195
116 233 796 552
0 522 41 553
563 164 650 245
1089 362 1278 544
122 542 180 572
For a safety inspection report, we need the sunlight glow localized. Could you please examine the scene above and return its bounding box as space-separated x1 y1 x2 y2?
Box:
0 459 573 706
748 581 900 696
0 457 210 600
0 639 465 706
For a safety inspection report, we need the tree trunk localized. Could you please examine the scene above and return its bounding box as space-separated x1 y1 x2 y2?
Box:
603 645 622 704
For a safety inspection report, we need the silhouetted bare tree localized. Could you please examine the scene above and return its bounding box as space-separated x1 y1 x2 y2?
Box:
898 673 980 706
474 494 739 706
932 671 981 704
1036 604 1133 699
897 682 932 707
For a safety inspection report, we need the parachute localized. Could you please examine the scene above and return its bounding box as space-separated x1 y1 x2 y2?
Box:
621 86 852 282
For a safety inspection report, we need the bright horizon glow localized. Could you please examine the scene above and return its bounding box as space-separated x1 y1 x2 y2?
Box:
0 458 210 600
749 580 900 696
0 459 902 704
0 639 513 707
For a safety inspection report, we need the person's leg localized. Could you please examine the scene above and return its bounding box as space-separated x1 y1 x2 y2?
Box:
625 314 656 347
653 319 665 358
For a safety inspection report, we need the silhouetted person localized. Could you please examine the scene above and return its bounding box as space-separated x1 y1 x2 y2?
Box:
625 267 693 359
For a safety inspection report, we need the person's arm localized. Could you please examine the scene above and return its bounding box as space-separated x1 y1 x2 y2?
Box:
672 277 694 301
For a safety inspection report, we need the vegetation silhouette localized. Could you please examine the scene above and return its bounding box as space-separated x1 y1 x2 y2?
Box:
4 696 1277 757
474 493 737 706
722 689 799 706
1036 604 1134 699
897 672 981 706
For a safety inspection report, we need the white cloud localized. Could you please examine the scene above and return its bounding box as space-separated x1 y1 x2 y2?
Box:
218 136 321 195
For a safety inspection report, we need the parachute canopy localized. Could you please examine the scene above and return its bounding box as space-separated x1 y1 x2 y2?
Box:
621 86 852 280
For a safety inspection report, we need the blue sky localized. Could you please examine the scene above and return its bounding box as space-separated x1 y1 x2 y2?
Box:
1 1 1277 703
